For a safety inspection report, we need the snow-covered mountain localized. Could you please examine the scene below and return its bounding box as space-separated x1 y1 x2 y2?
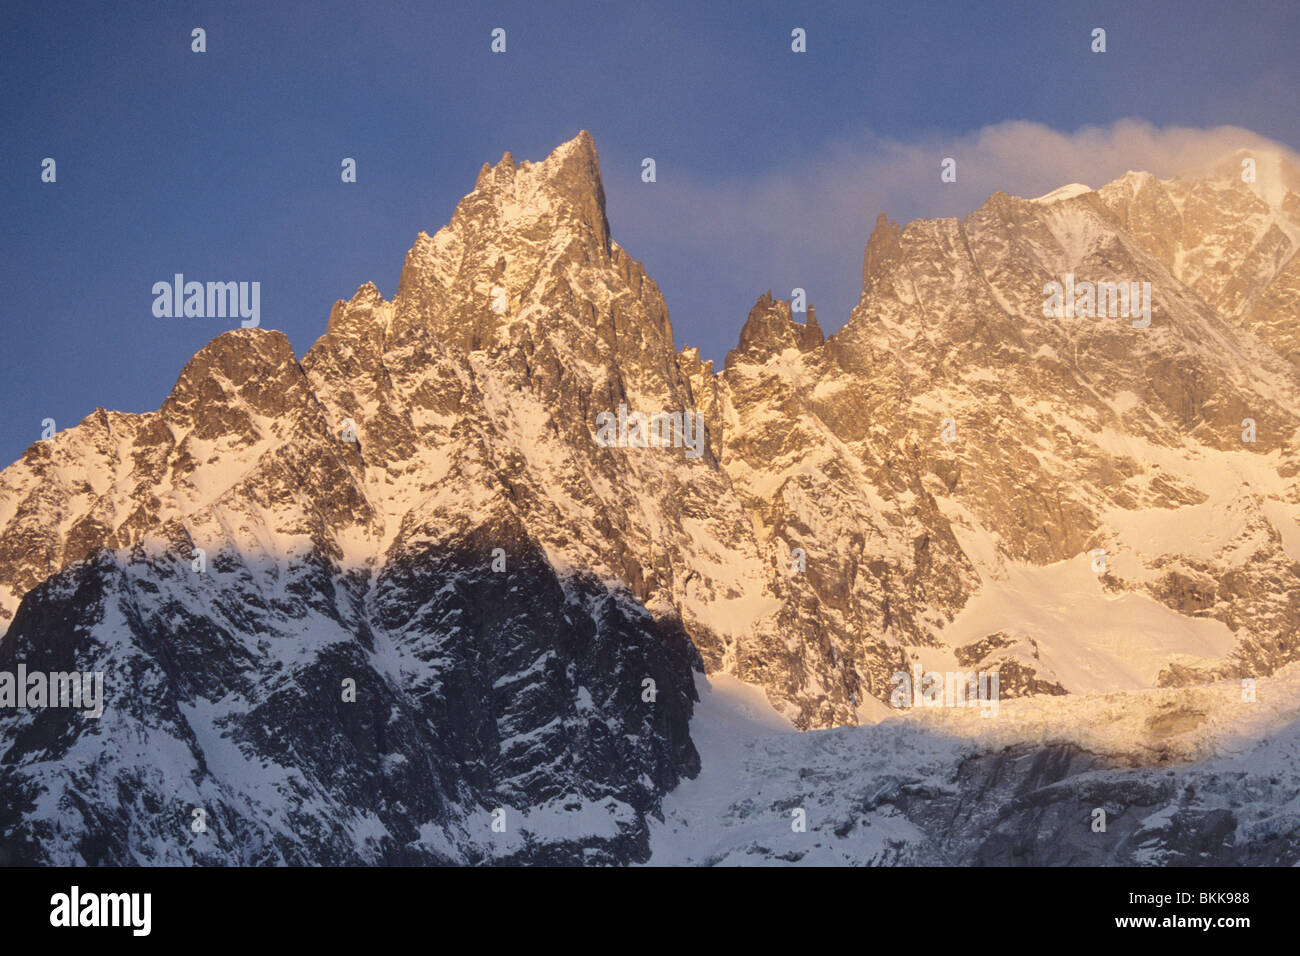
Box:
2 132 1298 865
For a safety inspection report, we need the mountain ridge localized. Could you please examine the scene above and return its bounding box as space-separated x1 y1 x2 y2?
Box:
3 131 1299 864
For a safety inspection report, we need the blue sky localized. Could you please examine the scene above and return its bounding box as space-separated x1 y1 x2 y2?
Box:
2 0 1297 466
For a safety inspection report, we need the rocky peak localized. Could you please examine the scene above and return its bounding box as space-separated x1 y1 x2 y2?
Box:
724 291 824 369
445 129 609 259
468 133 607 235
861 212 905 297
318 282 392 356
390 131 626 355
161 329 310 437
347 280 384 308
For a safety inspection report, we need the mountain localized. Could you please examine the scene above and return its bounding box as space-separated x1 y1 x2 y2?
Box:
2 132 1299 865
0 134 707 864
694 148 1300 725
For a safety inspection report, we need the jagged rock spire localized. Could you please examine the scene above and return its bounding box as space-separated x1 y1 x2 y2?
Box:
725 291 825 369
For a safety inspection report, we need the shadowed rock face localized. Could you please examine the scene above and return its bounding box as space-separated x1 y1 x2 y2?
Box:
1 133 1299 865
874 739 1300 866
0 536 700 865
649 674 1300 866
